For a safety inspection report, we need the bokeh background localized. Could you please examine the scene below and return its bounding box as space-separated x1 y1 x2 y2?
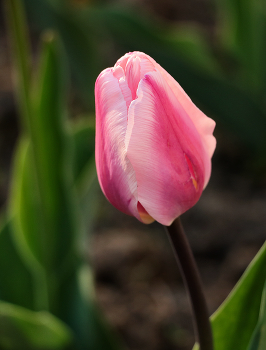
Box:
1 0 266 349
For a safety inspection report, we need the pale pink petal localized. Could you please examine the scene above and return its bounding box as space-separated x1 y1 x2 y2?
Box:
131 53 216 187
115 52 131 70
126 71 207 225
148 56 216 156
113 65 133 110
95 68 140 219
125 56 141 100
124 54 155 99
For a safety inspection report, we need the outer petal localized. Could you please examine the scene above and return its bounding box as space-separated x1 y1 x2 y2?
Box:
145 54 216 186
126 71 207 226
95 68 140 220
120 51 216 188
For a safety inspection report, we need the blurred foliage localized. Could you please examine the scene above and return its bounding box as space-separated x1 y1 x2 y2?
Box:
2 0 266 349
0 300 73 350
2 0 122 349
22 0 266 166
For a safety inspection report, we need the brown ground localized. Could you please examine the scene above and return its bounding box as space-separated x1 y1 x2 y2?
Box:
91 144 266 350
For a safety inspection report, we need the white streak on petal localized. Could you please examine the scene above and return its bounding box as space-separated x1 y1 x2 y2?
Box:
95 68 139 219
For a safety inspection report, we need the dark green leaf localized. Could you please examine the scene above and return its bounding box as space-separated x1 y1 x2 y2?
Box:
23 0 99 108
25 31 77 271
248 279 266 350
66 265 124 350
164 25 221 76
70 119 98 233
0 218 34 310
193 241 266 350
9 33 79 312
216 0 266 95
0 301 73 350
71 119 95 184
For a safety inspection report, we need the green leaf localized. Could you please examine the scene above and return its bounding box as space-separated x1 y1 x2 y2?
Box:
0 301 73 350
216 0 266 95
51 263 124 350
23 0 99 108
5 0 32 130
164 25 221 76
14 31 76 271
9 137 52 311
9 32 79 312
0 218 34 310
192 241 266 350
248 279 266 350
71 119 98 234
76 265 124 350
71 119 95 184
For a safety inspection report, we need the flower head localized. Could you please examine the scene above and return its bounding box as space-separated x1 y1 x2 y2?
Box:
95 52 216 225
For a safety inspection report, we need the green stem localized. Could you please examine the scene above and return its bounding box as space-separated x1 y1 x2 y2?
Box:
165 217 213 350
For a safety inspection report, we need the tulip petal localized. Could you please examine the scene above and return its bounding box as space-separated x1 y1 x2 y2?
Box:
126 71 207 225
150 57 216 158
155 63 214 188
95 68 140 219
124 55 155 100
127 53 216 187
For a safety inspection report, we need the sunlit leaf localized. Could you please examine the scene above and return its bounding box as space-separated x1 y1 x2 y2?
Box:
248 279 266 350
193 242 266 350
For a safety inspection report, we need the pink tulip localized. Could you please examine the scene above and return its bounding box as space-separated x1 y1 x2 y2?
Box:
95 52 216 226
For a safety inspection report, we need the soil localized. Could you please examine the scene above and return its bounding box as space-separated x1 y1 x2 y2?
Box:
91 145 266 350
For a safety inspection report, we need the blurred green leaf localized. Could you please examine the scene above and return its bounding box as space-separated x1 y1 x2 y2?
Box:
71 119 98 235
24 31 76 270
0 301 73 350
0 218 34 310
9 137 53 311
5 0 32 130
22 2 266 154
165 25 221 76
88 7 266 153
10 137 46 268
71 119 95 184
248 279 266 350
23 0 99 108
51 263 124 350
76 265 124 350
9 32 79 312
192 241 266 350
216 0 266 95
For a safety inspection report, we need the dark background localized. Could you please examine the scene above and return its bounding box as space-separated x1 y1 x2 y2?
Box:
1 0 266 349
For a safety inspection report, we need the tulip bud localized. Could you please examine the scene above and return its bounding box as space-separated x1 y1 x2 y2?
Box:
95 52 216 226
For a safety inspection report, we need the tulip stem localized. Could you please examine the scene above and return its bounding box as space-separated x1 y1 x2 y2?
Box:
164 217 213 350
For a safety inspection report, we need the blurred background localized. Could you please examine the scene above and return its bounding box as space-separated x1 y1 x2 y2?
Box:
1 0 266 349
